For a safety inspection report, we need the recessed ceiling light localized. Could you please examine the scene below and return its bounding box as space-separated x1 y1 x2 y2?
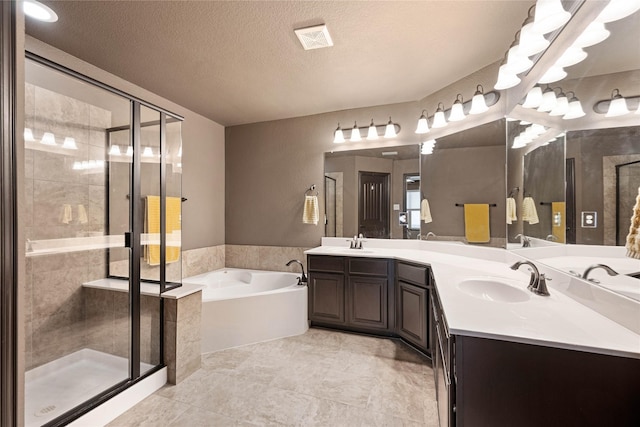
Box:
23 0 58 23
294 24 333 50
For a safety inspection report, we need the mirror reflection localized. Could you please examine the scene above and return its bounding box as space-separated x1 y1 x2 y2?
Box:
324 145 419 239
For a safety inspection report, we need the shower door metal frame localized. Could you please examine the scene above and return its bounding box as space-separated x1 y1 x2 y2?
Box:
0 1 19 425
24 52 184 427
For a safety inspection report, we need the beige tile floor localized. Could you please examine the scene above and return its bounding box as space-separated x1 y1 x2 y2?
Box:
108 328 438 426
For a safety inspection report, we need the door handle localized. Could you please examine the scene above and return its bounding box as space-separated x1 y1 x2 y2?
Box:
124 232 132 248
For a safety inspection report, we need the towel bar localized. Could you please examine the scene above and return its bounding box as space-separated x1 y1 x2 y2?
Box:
305 184 318 197
455 203 497 207
539 202 552 205
126 194 187 202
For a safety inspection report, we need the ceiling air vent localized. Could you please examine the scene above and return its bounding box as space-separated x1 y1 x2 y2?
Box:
294 24 334 50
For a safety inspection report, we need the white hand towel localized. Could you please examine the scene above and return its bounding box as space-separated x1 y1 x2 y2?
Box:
506 197 517 224
625 187 640 259
421 199 433 224
302 195 319 225
77 204 88 224
522 197 539 225
60 204 72 224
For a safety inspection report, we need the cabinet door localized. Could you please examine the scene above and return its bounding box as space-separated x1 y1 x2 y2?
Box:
309 272 345 324
347 276 388 330
397 281 428 350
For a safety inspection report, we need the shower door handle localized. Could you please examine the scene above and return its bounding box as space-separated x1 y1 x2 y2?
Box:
124 232 132 248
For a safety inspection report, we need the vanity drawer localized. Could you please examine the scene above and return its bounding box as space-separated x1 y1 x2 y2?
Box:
397 262 429 288
308 255 345 273
348 258 389 277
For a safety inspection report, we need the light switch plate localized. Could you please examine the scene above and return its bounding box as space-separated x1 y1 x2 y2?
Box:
581 211 597 228
393 204 400 211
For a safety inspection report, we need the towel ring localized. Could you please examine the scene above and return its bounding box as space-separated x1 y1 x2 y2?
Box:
305 184 318 197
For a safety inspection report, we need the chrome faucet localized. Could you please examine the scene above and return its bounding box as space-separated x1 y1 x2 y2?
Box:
514 234 531 247
545 234 558 241
425 232 437 240
582 264 618 283
285 259 307 285
510 260 550 296
348 234 366 249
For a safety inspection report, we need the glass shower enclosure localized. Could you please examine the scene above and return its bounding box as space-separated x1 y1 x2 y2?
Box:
23 54 182 426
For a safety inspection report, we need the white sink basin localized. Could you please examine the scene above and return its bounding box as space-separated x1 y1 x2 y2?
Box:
457 278 530 303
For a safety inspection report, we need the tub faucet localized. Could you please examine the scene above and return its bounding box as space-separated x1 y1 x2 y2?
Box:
425 232 437 240
286 259 307 286
582 264 618 283
546 234 558 241
514 234 531 247
510 260 550 296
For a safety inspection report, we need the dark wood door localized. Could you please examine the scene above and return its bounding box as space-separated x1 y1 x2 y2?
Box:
566 158 576 244
359 172 390 238
309 272 345 325
397 281 428 350
347 276 388 330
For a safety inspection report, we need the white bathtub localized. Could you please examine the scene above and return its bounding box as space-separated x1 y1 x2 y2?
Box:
182 268 308 353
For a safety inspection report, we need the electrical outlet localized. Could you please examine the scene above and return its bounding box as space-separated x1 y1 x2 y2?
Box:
581 211 597 228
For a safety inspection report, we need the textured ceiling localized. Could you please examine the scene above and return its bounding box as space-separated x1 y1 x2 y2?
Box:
26 1 534 126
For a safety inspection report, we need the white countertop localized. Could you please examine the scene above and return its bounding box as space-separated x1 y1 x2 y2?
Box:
305 239 640 359
82 278 203 299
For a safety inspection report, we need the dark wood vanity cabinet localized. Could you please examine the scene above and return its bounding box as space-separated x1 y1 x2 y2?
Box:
431 280 456 427
396 261 431 353
308 255 394 334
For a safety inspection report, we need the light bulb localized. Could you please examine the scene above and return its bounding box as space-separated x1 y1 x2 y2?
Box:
522 86 543 109
537 87 557 112
469 85 489 115
605 90 630 117
532 0 571 35
563 93 585 120
538 65 566 84
573 22 610 48
384 117 397 138
40 132 56 146
549 92 569 116
24 128 35 141
503 45 534 74
494 65 521 90
142 147 154 157
333 123 345 144
62 137 78 150
415 111 430 134
126 146 133 156
555 46 588 68
367 119 378 140
350 122 361 142
596 0 640 24
23 0 58 22
108 145 121 156
518 21 550 56
432 104 447 128
421 139 436 155
448 95 466 122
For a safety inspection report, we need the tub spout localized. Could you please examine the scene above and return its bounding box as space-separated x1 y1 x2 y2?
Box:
286 259 307 285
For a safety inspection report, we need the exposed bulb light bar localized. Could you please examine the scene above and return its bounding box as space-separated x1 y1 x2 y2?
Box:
532 0 571 35
23 0 58 22
415 111 430 134
333 123 345 143
431 103 447 128
350 122 361 142
367 119 379 140
469 85 489 115
384 117 397 138
448 94 466 122
605 89 630 117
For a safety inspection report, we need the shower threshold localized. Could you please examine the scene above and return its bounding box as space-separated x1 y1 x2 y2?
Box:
25 348 153 427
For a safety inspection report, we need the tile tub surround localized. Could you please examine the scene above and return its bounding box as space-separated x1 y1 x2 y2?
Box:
107 328 437 426
164 291 202 384
225 244 310 272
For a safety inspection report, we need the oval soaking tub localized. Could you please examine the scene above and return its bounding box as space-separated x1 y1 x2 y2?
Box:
182 268 308 353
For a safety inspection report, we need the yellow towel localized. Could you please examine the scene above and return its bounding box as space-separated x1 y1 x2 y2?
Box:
506 197 517 224
551 201 565 243
302 195 319 225
421 199 433 224
522 197 539 224
77 204 88 224
145 195 181 265
626 187 640 259
464 204 490 243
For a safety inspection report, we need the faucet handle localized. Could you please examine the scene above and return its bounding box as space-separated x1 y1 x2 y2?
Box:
533 273 551 296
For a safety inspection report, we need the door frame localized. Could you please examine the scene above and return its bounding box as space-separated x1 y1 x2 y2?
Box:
358 171 390 238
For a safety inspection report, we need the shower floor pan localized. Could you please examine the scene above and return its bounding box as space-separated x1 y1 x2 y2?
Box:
25 349 153 427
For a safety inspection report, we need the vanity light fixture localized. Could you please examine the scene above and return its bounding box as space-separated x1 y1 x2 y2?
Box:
517 6 550 57
414 111 430 134
421 139 436 155
384 117 397 138
448 95 466 122
538 65 567 84
142 147 154 157
503 36 534 75
367 119 379 140
40 132 56 146
24 128 35 142
519 120 531 125
431 103 448 128
108 145 121 156
23 0 58 22
494 60 521 90
549 90 569 116
333 123 345 144
522 86 543 109
177 145 182 157
555 46 588 68
596 0 640 24
532 0 571 35
573 21 610 48
62 137 78 150
530 123 547 135
469 85 489 115
537 86 557 112
563 92 586 120
605 89 630 117
126 146 133 156
350 122 362 142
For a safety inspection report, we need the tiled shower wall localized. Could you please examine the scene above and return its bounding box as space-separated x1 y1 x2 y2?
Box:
24 83 111 370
